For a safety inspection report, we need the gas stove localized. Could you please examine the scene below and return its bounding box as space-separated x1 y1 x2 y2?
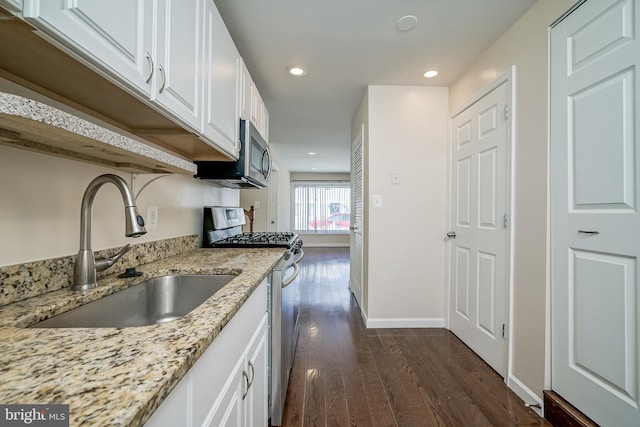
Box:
202 206 301 249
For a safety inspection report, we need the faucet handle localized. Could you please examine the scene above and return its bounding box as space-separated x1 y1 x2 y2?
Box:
95 244 133 272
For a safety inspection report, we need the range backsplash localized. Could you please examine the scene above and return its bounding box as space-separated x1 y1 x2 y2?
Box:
0 235 198 307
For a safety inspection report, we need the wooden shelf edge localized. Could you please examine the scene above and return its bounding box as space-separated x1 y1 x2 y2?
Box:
0 90 197 175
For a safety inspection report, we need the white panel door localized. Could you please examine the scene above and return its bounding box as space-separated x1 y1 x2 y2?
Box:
448 81 509 376
350 124 364 309
551 0 640 425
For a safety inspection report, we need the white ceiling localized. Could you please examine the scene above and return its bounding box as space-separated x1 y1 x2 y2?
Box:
214 0 537 173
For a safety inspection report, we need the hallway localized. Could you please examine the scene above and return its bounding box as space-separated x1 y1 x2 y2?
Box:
282 247 548 427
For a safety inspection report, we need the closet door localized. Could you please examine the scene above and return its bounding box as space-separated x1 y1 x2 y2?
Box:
550 0 640 425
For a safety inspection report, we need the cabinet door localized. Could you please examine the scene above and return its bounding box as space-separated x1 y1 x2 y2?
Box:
202 359 244 427
250 87 259 130
154 0 202 131
239 59 253 121
23 0 154 98
201 0 240 158
143 375 190 427
244 314 269 427
250 88 269 143
262 106 269 143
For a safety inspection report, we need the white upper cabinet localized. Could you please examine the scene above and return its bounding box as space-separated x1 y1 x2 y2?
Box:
23 0 155 98
251 84 269 143
22 0 242 158
239 58 253 123
239 58 269 143
201 0 240 158
153 0 202 131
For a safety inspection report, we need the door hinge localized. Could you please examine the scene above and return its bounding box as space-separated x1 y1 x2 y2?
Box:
504 104 509 120
503 213 508 228
502 323 507 338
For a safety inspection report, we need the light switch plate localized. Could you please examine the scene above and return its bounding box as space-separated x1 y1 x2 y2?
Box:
372 194 383 208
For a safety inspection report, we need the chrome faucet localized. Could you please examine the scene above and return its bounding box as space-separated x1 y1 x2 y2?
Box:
73 174 147 292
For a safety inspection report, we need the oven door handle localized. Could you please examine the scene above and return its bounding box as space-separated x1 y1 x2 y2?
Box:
282 262 299 287
293 248 304 264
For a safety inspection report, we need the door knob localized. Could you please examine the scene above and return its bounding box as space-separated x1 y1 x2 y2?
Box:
446 231 456 239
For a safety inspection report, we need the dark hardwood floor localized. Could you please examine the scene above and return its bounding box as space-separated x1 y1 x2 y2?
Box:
282 247 549 427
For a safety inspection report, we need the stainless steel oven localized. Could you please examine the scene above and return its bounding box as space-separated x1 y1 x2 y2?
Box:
269 244 303 426
201 206 303 425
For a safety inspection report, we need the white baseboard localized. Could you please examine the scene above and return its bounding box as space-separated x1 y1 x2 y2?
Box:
300 242 350 248
507 374 543 417
360 305 368 326
365 317 445 329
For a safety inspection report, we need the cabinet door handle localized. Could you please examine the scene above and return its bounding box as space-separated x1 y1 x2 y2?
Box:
145 53 154 84
242 370 250 400
578 230 600 235
247 361 255 388
158 65 166 94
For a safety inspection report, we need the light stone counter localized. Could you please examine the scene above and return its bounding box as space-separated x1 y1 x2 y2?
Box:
0 248 285 427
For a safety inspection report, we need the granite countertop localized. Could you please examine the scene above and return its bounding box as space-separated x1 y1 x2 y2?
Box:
0 248 285 427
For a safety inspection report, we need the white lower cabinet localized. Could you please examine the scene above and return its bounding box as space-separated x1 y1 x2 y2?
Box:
205 316 268 427
243 316 269 427
145 280 268 427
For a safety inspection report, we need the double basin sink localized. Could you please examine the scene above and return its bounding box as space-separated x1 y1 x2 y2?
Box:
31 274 235 328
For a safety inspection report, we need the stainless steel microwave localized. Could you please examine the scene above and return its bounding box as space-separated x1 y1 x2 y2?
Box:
194 119 271 188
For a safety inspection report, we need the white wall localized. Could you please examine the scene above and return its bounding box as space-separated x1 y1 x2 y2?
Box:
448 0 576 401
0 145 238 267
357 85 449 326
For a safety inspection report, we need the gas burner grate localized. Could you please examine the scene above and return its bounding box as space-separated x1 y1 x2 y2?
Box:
211 231 298 248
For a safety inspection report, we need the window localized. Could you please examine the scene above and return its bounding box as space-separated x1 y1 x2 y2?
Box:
293 182 351 233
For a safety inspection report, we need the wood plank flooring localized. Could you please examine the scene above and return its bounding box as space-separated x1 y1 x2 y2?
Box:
281 247 549 427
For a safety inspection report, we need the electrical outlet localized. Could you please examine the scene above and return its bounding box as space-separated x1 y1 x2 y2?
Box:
254 201 261 209
146 206 158 229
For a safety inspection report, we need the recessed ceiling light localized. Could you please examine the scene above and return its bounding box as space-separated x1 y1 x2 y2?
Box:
287 65 307 76
424 70 439 78
307 152 317 155
396 15 418 32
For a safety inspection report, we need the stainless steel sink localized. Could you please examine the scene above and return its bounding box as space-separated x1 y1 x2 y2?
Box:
31 274 236 328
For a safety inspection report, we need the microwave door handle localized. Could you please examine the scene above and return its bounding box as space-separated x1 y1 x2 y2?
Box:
282 262 299 287
261 149 271 181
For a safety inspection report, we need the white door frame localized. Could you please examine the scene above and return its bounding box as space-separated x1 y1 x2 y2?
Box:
445 66 516 384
